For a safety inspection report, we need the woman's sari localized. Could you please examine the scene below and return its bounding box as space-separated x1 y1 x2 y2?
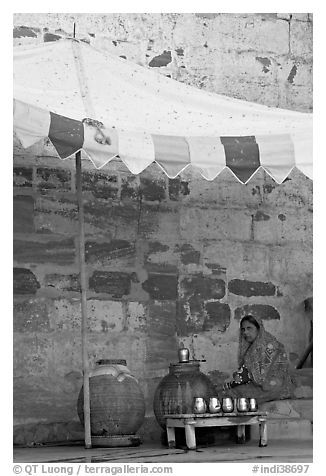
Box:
216 317 295 403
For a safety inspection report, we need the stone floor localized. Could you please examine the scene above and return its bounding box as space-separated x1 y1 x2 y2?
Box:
14 439 312 464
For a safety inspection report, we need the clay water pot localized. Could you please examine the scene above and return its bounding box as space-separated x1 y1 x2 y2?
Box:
77 359 145 437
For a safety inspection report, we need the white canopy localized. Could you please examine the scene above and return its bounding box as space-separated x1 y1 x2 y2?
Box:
13 38 312 183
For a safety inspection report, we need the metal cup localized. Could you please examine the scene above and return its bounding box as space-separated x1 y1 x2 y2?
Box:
222 397 234 413
178 348 190 362
236 397 249 412
249 398 258 412
193 397 207 414
208 397 222 413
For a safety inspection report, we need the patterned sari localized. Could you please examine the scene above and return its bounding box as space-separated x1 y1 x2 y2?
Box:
216 317 295 403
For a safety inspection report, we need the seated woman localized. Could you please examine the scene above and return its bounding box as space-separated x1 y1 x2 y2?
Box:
216 314 295 404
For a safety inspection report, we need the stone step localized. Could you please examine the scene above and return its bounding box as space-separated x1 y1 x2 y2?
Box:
251 397 313 441
251 418 312 441
291 368 313 398
259 398 313 421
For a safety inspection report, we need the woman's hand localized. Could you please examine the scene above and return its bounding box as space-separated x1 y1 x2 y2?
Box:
223 379 233 390
233 373 243 384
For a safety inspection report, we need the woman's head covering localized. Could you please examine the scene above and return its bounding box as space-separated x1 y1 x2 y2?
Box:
238 314 265 365
238 315 293 394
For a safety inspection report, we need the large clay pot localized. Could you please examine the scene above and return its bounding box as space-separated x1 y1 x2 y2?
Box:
153 361 216 428
77 359 145 437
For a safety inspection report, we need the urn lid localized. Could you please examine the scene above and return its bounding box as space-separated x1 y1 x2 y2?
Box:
97 359 127 366
169 361 200 373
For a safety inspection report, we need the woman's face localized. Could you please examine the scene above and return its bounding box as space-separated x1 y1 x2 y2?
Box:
241 321 259 343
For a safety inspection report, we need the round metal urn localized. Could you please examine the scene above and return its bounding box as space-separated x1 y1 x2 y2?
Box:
153 361 216 428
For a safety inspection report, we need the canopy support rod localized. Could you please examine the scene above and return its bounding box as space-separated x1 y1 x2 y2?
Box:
76 151 92 449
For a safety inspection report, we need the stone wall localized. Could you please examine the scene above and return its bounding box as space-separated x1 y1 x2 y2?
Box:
13 13 313 445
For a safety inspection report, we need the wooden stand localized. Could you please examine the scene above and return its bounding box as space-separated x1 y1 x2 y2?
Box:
165 412 268 450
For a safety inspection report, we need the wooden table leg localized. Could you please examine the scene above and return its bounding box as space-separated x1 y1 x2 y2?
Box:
236 424 246 444
166 425 176 449
259 418 268 447
184 420 196 450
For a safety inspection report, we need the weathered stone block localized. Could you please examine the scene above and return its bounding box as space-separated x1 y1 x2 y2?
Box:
13 375 78 423
45 273 80 292
14 268 40 295
262 169 312 209
178 243 201 265
203 49 281 106
203 301 231 332
36 167 71 192
13 238 76 264
290 20 313 57
149 50 172 67
180 207 252 241
253 210 312 244
34 196 78 235
179 274 225 300
126 302 147 331
252 210 270 222
14 298 50 332
84 201 139 239
13 195 34 233
176 298 204 335
195 13 220 19
274 244 312 283
204 240 271 280
44 32 62 42
139 205 180 240
234 304 280 321
144 241 178 273
81 170 119 199
48 298 125 333
13 335 55 378
205 263 227 276
142 273 178 300
181 167 264 208
35 195 77 215
140 176 166 201
121 175 140 201
291 14 310 22
173 14 207 48
147 301 176 336
87 300 126 333
89 271 132 297
85 240 136 264
228 279 276 297
276 13 291 21
13 167 33 187
207 15 289 54
145 334 178 367
168 178 190 201
13 26 38 38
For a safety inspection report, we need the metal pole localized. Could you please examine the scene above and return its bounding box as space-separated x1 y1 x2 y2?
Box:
75 150 92 449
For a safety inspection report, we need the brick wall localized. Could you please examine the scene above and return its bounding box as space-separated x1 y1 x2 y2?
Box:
13 13 313 445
